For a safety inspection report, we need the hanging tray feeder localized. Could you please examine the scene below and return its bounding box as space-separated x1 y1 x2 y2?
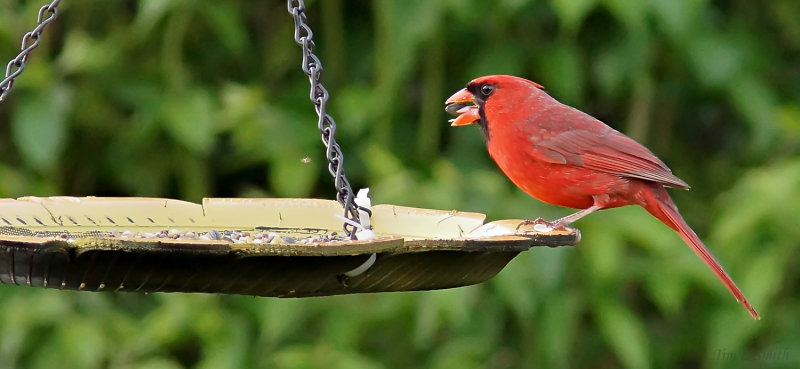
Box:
0 196 578 297
1 1 580 298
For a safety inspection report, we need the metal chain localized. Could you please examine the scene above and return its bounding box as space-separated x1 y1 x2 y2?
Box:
0 0 62 103
287 0 364 238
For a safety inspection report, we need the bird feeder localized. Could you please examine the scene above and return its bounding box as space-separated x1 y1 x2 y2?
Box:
0 1 579 297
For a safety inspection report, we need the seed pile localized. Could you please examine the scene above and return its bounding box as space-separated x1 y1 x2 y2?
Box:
37 229 348 244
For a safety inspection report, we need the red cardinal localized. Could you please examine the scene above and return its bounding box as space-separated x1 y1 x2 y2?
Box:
445 75 759 319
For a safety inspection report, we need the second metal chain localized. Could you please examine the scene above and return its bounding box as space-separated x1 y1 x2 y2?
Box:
0 0 62 103
287 0 363 238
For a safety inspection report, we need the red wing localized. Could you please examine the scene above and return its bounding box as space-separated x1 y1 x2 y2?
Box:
529 113 690 189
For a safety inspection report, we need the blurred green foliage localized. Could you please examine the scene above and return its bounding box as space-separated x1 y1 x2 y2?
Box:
0 0 799 368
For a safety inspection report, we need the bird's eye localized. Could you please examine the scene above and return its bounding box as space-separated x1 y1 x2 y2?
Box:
480 84 495 97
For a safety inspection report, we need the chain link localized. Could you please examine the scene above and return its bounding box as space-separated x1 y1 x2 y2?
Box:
0 0 62 103
287 0 364 238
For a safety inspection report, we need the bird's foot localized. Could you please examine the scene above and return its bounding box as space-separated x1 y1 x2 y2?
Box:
516 218 571 233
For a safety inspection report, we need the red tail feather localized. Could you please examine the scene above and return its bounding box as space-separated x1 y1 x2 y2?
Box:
640 184 760 319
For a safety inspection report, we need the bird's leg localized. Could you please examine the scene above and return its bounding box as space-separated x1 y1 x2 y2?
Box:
516 205 601 232
550 205 601 228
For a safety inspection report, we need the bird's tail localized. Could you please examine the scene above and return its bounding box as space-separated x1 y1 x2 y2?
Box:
639 183 760 319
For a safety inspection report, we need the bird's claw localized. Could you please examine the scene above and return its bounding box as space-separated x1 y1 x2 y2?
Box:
516 218 570 233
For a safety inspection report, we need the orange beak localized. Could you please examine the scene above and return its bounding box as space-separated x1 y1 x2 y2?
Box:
445 88 480 126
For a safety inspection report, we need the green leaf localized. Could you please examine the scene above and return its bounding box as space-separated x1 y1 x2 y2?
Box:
727 75 778 156
199 3 248 55
777 104 800 143
270 344 385 369
713 159 800 256
429 338 490 369
686 33 744 88
539 292 582 368
247 106 321 198
466 44 525 80
650 0 707 42
0 165 30 197
270 153 319 197
258 299 314 345
11 85 72 174
596 298 652 369
332 84 376 138
197 315 248 369
579 214 625 285
57 31 118 74
742 249 787 317
535 43 584 106
133 0 179 39
594 42 631 98
602 0 648 32
644 267 689 316
414 287 478 348
159 89 216 156
29 317 106 369
549 0 597 34
127 358 184 369
490 253 539 320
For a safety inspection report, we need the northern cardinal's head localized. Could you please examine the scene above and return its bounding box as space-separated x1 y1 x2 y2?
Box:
445 75 545 129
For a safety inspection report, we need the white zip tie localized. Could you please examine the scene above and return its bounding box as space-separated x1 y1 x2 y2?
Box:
334 214 377 241
337 188 377 279
354 188 372 230
343 253 377 278
335 188 376 241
